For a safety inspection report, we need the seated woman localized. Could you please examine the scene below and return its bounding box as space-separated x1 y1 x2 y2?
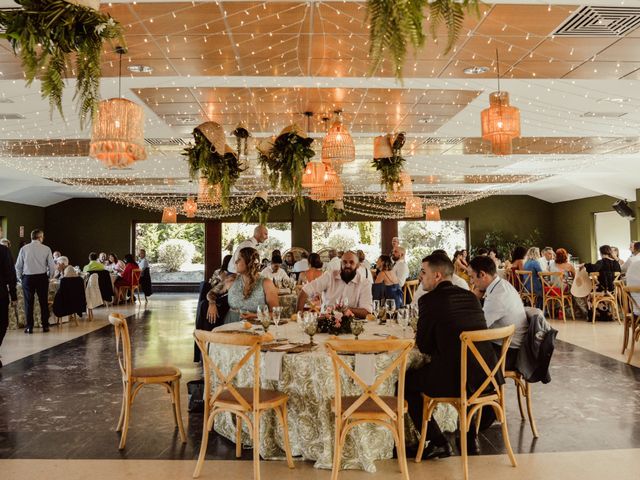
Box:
584 245 621 293
114 254 139 291
106 253 125 274
372 255 404 308
508 245 527 288
207 247 278 325
553 248 575 282
523 247 544 307
453 249 470 284
299 252 323 284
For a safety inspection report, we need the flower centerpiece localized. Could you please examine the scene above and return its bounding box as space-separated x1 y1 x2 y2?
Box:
317 305 355 335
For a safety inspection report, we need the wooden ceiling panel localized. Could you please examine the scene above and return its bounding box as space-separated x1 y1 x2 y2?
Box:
127 3 223 36
508 60 579 78
223 2 310 35
595 38 640 62
454 36 535 63
532 37 618 62
477 5 577 37
563 61 640 79
171 58 241 76
137 88 198 104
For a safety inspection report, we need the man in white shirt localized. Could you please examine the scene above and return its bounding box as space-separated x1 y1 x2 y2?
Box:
391 246 409 288
261 255 289 285
228 225 268 274
292 251 309 273
357 250 371 270
622 241 640 273
411 250 468 306
326 249 342 271
539 247 555 272
626 258 640 314
137 249 150 271
297 251 373 317
468 255 528 370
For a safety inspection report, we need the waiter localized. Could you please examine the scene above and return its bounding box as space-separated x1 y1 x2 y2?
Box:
0 243 17 366
15 229 56 334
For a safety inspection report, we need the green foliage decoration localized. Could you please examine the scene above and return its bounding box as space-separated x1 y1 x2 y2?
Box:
242 196 270 225
367 0 479 79
472 228 542 261
371 133 407 193
0 0 123 128
182 129 244 209
323 201 344 222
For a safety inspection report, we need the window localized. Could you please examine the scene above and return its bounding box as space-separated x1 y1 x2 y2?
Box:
135 223 205 283
312 221 381 263
398 220 467 279
594 211 631 261
221 222 292 261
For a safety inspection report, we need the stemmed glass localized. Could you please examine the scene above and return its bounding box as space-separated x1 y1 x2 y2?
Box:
351 320 364 340
385 299 396 324
409 304 419 335
272 306 283 339
302 311 318 345
397 308 409 336
258 305 271 332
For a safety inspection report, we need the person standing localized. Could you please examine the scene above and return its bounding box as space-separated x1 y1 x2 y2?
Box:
15 229 55 334
391 246 409 288
0 243 18 366
228 225 268 274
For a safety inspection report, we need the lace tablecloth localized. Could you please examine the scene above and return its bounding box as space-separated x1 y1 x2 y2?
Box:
8 282 58 330
209 321 457 472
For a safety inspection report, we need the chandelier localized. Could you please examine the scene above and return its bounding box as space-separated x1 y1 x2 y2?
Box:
480 50 520 155
161 206 177 223
425 205 441 221
386 171 413 202
321 110 355 169
90 46 146 168
183 197 197 218
404 196 423 218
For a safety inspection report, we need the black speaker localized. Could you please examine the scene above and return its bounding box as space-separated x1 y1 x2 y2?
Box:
612 199 635 220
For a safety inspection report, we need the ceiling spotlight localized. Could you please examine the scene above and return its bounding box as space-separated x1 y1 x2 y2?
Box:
127 65 154 74
463 66 490 75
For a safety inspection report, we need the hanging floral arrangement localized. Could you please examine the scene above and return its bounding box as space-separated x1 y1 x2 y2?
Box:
232 122 251 160
0 0 123 128
257 124 315 209
371 132 407 192
367 0 479 79
242 191 270 225
324 200 345 222
182 122 244 209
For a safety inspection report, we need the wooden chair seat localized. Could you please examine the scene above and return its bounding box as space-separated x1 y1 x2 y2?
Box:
217 387 289 410
132 366 182 381
334 395 407 419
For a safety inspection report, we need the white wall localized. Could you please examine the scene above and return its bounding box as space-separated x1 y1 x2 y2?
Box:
594 211 632 260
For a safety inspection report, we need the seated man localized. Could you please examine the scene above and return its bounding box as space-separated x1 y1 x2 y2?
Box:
405 254 502 459
54 256 69 279
292 251 309 273
83 252 105 273
411 250 468 306
297 250 372 317
261 254 290 285
468 255 528 370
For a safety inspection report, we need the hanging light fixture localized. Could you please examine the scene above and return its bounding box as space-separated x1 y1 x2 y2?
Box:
183 197 197 218
321 110 355 169
386 171 413 202
301 161 327 189
481 49 520 155
161 206 177 223
90 46 146 168
425 205 441 221
197 178 221 205
404 196 423 218
310 166 343 202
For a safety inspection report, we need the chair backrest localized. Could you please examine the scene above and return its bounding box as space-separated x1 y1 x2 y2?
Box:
515 270 533 294
459 324 515 406
131 269 142 287
109 313 132 381
621 286 640 317
325 338 414 421
538 271 564 294
59 276 86 296
403 279 419 304
194 330 265 411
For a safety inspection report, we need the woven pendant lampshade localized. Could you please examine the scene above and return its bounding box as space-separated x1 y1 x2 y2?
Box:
386 171 413 202
425 205 441 221
310 166 343 201
183 197 197 218
197 178 221 205
321 111 355 168
481 91 520 155
161 207 177 223
404 196 423 218
301 161 326 189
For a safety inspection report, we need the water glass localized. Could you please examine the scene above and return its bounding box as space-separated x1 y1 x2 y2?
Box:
385 299 396 323
272 306 283 339
372 299 380 317
397 308 409 336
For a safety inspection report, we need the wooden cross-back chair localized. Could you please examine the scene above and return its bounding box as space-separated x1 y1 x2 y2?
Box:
589 272 621 324
403 279 419 305
620 286 640 364
325 338 414 480
193 330 294 480
117 268 142 305
515 270 536 307
108 313 186 450
415 325 517 480
538 272 575 322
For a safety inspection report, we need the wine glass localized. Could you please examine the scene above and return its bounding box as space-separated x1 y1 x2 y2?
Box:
409 305 419 335
303 314 318 345
385 299 396 324
272 306 283 339
258 305 271 332
351 320 364 340
397 308 409 336
372 299 380 318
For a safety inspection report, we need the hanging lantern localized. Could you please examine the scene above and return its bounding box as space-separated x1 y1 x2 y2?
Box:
481 91 520 155
310 166 343 202
183 197 197 218
197 178 221 205
161 207 177 223
301 161 327 189
425 205 441 221
386 171 413 202
321 111 355 168
404 196 423 218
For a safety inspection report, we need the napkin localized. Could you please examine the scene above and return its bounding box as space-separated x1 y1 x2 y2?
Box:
355 354 377 386
264 351 286 381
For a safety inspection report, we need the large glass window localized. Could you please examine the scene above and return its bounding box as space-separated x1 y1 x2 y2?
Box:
312 221 381 264
221 222 292 261
398 220 467 279
135 223 205 283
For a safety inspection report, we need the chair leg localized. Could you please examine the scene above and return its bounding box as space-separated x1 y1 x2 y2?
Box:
622 316 629 354
474 407 483 434
331 415 343 480
116 383 127 432
236 415 243 458
396 413 410 480
568 297 576 321
460 409 469 480
592 299 598 323
524 382 539 438
499 397 518 468
193 408 216 478
627 327 638 364
515 380 525 420
276 404 295 469
119 383 132 450
172 380 187 443
414 399 430 462
252 410 261 480
88 308 94 321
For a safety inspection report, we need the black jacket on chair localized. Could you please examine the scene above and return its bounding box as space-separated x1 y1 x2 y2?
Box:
139 268 153 297
53 277 87 318
413 280 503 398
92 270 114 303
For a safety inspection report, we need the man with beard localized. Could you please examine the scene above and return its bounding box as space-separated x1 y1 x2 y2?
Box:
296 251 373 317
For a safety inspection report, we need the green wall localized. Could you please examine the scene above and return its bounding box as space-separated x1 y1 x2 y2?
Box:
0 200 46 259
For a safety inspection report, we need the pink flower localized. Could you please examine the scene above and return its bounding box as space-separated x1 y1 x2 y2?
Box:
333 311 343 321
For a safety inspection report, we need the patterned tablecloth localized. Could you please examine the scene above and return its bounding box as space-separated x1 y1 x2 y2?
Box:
8 281 58 330
210 321 457 473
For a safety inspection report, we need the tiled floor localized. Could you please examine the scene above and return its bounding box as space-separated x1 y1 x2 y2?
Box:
1 294 639 479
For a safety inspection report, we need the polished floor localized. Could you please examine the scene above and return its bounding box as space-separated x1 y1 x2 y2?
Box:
1 294 639 479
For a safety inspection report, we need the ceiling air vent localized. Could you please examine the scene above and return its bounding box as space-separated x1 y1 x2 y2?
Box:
145 138 190 146
0 113 24 120
581 111 628 118
421 137 463 145
554 6 640 37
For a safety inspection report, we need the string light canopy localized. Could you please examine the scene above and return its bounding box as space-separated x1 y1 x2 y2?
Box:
481 50 521 156
404 196 423 218
321 110 355 169
161 206 177 223
90 46 146 168
425 205 441 221
386 171 413 203
183 197 197 218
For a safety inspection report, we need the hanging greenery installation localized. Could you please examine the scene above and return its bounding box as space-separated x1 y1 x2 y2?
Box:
371 132 407 192
242 192 270 225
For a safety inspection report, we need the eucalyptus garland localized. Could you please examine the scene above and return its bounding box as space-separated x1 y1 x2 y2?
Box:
324 201 345 222
182 129 243 209
258 131 315 208
242 196 270 225
0 0 123 128
367 0 479 79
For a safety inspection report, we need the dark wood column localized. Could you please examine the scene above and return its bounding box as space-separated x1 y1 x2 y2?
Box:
381 219 398 254
205 219 222 281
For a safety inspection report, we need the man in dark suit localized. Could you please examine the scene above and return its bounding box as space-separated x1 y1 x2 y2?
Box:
404 253 502 459
0 243 18 367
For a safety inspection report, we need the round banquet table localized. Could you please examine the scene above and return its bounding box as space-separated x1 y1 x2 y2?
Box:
209 320 457 472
